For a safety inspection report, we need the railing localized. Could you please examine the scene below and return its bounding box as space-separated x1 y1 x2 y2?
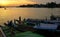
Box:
0 27 6 37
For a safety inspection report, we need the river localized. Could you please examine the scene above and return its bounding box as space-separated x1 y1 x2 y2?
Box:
0 8 60 25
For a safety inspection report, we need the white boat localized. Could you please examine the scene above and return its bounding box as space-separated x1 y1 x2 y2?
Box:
33 15 60 32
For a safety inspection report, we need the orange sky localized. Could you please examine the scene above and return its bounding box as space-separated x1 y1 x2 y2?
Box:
0 0 36 6
0 0 60 6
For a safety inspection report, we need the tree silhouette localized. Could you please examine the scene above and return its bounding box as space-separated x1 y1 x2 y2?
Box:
46 2 56 8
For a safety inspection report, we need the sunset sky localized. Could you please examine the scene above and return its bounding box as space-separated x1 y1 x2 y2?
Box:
0 0 60 6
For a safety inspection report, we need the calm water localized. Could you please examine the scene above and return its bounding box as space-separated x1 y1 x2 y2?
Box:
0 8 60 25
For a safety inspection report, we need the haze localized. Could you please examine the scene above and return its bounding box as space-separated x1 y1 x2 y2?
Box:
0 0 60 6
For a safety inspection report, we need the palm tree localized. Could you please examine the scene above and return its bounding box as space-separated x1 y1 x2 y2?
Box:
4 20 15 37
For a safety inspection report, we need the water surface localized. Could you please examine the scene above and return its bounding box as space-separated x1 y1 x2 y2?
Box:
0 8 60 25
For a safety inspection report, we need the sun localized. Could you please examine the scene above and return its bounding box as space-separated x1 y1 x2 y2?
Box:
0 0 9 6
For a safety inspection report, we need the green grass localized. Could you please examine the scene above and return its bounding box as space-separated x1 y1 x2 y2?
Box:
2 26 45 37
15 31 44 37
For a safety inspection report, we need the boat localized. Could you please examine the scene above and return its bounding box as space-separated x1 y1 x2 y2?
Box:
25 14 60 37
32 15 60 37
4 8 6 10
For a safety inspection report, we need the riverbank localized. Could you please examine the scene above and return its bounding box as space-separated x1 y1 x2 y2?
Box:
0 15 60 37
2 26 44 37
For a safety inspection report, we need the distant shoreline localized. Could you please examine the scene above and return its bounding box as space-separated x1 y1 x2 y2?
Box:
18 5 60 8
18 2 60 8
0 6 60 8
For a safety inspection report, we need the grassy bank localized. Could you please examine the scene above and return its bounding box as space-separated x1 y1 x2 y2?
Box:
2 26 44 37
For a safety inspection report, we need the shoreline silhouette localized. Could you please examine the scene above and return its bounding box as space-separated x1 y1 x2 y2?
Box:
18 2 60 8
